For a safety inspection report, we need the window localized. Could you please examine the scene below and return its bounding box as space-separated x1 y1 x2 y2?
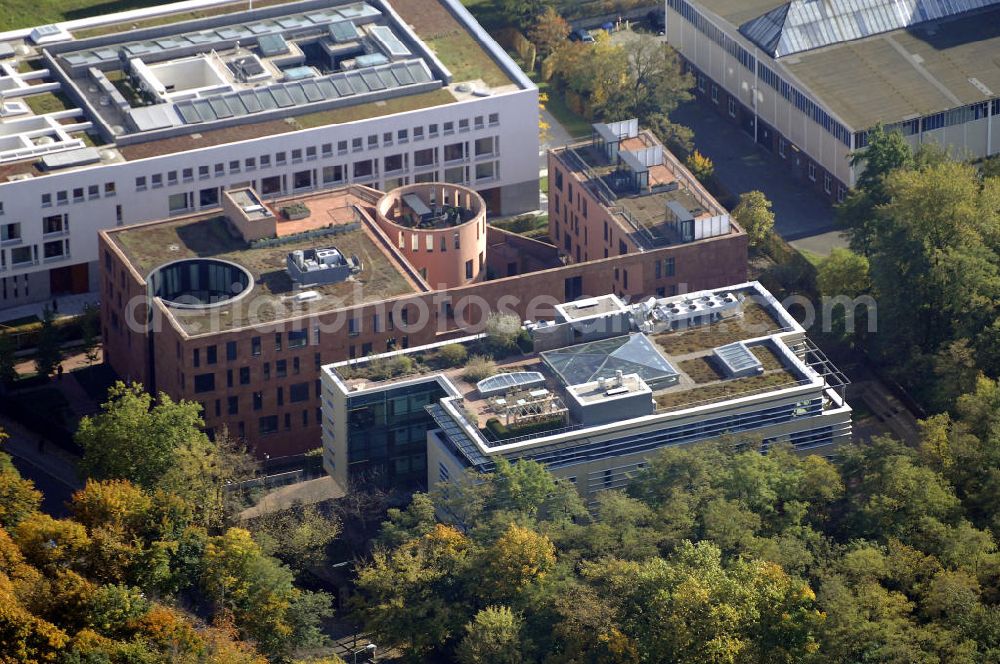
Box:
277 387 284 406
823 173 832 194
337 140 348 154
288 329 308 348
398 129 408 142
226 341 237 361
194 373 215 393
198 166 210 179
711 84 719 103
459 118 469 131
443 121 454 134
353 160 374 179
88 184 100 199
274 333 282 351
240 367 250 385
253 391 263 410
665 256 675 277
778 138 786 158
259 416 278 435
275 151 287 165
474 137 494 156
413 126 424 140
263 363 270 380
11 246 33 265
73 187 84 201
260 154 271 168
261 176 282 196
1 223 21 243
322 165 344 184
251 336 261 356
293 169 312 190
226 370 233 388
348 318 359 336
697 72 706 92
465 259 473 279
837 185 847 204
168 193 190 214
384 154 404 173
444 166 465 184
475 162 495 181
414 148 435 167
214 163 225 176
728 97 736 118
293 356 300 374
352 137 363 152
290 382 309 402
368 135 378 148
228 396 239 415
474 115 484 129
276 360 287 378
43 240 66 260
229 160 240 173
291 148 302 162
135 177 146 191
808 162 816 182
246 157 256 170
193 349 201 367
429 123 439 136
199 187 219 208
444 142 464 161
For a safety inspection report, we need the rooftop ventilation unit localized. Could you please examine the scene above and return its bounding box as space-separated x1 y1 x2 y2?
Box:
286 246 361 286
637 291 742 334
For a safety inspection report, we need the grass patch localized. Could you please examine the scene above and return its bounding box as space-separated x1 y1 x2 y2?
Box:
654 303 782 356
24 91 74 115
16 59 45 74
539 81 593 139
491 213 548 239
677 356 723 384
426 32 512 88
539 175 548 192
750 345 786 372
0 315 41 329
799 249 825 267
293 88 457 129
71 132 97 148
69 0 299 38
656 370 799 410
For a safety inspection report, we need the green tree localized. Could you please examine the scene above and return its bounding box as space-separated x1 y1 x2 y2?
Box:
528 7 570 60
0 332 17 387
499 0 553 30
79 303 100 367
456 606 524 664
817 248 870 298
732 190 775 248
684 149 714 183
34 305 61 377
0 436 42 530
249 502 341 571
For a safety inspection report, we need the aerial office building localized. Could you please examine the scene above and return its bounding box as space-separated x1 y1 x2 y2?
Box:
663 0 1000 201
0 0 539 309
99 121 746 458
321 282 852 495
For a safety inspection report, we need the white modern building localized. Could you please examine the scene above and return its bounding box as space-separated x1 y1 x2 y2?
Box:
0 0 539 308
321 281 852 496
664 0 1000 201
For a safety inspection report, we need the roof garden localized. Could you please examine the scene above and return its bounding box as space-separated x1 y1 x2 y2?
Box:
330 283 829 446
109 189 419 334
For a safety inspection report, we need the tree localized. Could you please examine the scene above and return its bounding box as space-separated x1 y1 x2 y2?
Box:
484 312 521 353
0 434 42 530
605 34 692 124
684 150 714 182
0 333 16 388
76 383 255 528
499 0 553 30
34 305 61 377
79 304 100 367
817 248 870 298
456 606 524 664
249 502 342 571
528 7 570 60
479 524 556 602
732 190 775 248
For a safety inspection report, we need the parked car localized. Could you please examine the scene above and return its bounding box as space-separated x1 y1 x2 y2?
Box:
569 28 595 43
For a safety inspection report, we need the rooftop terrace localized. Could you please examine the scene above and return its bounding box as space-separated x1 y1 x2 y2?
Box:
109 188 420 334
552 122 734 249
331 283 845 447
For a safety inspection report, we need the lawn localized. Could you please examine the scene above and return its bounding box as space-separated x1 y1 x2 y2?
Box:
24 91 74 116
425 32 513 88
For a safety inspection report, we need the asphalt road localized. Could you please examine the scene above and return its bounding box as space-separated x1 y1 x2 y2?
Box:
9 453 73 517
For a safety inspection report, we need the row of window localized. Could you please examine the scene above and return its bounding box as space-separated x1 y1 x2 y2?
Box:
670 0 852 148
0 238 70 270
207 407 323 440
40 182 116 209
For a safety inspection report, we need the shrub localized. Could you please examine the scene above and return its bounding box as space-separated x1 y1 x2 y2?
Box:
437 344 468 367
463 355 497 383
485 313 521 354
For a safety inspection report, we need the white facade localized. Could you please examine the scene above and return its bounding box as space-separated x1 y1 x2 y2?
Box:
0 0 539 309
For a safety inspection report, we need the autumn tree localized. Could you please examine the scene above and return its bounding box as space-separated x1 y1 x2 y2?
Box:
528 7 570 60
455 606 525 664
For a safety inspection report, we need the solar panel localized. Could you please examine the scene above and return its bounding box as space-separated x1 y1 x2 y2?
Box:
271 87 294 107
192 99 217 122
287 84 308 105
209 97 233 118
360 70 385 90
239 90 262 113
301 81 324 102
176 102 202 123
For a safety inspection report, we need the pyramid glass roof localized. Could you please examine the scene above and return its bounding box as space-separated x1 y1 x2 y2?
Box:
541 334 678 387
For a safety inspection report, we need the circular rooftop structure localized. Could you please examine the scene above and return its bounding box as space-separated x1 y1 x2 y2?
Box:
375 183 488 289
149 258 253 310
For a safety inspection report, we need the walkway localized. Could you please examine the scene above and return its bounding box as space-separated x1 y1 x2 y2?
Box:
239 475 346 519
0 292 99 325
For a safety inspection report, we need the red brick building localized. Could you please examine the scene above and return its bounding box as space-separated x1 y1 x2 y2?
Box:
101 136 745 459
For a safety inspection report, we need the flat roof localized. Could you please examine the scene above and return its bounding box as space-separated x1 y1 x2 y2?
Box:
0 0 522 175
108 188 420 334
331 284 819 441
689 0 1000 129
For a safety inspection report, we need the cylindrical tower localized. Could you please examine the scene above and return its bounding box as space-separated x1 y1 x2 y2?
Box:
375 183 487 289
